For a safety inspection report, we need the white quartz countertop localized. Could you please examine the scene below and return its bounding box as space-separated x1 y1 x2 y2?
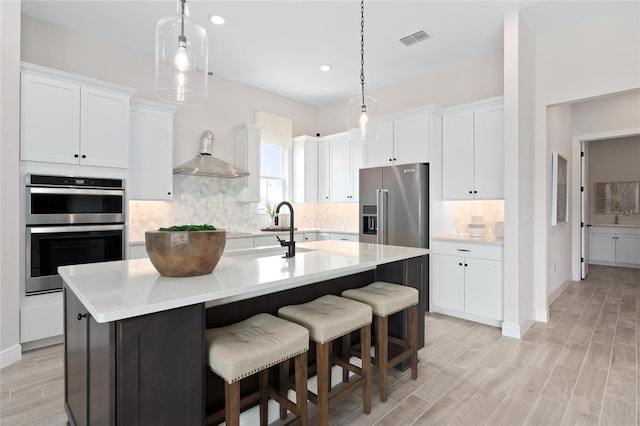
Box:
60 241 428 323
433 234 504 246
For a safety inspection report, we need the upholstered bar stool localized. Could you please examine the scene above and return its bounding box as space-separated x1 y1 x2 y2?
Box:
205 313 309 426
278 295 372 426
342 282 419 402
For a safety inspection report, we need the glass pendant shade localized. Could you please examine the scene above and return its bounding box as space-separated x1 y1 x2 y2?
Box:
155 2 208 105
348 91 377 142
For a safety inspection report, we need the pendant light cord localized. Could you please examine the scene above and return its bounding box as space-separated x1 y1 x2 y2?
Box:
180 0 186 38
360 0 366 110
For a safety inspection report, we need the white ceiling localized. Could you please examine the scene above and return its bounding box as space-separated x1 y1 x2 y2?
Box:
20 1 636 107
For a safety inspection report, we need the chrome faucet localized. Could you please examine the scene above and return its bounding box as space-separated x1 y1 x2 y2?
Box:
274 201 295 258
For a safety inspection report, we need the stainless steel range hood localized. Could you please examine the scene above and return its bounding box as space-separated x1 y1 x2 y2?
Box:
173 130 249 178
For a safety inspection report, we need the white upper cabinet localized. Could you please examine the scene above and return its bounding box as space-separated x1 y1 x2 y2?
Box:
292 136 319 203
20 63 135 169
317 138 331 203
365 107 443 168
129 99 176 200
443 97 504 200
330 131 361 203
234 123 262 203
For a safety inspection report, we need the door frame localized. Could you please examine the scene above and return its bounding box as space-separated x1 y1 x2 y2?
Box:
571 127 640 281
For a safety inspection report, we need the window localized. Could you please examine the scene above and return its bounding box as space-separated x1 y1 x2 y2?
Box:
260 142 288 210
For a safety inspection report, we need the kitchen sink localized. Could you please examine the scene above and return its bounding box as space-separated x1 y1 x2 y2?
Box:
224 246 314 259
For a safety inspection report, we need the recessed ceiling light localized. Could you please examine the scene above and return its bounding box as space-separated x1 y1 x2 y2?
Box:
209 15 225 25
320 64 332 72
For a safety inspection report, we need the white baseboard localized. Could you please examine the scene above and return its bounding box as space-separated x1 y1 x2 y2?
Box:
502 318 535 339
0 344 22 369
536 309 549 322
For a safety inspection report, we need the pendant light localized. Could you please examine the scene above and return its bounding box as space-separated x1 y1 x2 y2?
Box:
348 0 377 141
155 0 208 104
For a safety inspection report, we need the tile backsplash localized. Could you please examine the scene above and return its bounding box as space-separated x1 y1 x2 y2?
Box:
129 175 360 242
450 200 505 235
129 175 267 242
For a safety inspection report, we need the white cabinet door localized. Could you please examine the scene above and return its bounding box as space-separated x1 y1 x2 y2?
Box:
129 101 175 200
394 113 429 165
330 134 352 203
21 73 81 164
80 87 130 168
350 140 363 202
616 234 640 265
292 137 318 203
589 233 616 263
367 119 394 167
317 139 331 203
432 254 465 312
464 258 503 320
442 111 474 200
225 237 255 251
302 232 318 242
317 232 331 240
473 105 504 200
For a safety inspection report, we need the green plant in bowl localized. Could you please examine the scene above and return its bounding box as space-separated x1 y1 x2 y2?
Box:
145 224 226 277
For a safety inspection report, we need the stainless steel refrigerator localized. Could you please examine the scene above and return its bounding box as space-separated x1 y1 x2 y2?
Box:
359 163 429 248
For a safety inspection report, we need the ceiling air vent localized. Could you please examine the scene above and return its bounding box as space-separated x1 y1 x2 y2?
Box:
399 30 430 47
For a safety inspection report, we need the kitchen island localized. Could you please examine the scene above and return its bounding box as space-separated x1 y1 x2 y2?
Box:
60 240 429 425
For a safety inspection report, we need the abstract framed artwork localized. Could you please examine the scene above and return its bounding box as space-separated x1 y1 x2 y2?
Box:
551 152 568 226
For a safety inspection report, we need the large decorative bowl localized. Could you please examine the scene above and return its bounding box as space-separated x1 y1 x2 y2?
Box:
145 229 226 277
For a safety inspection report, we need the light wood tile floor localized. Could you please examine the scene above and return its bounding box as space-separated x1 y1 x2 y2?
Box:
1 265 638 425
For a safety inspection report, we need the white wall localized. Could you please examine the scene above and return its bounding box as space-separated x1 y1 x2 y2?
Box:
531 5 640 308
546 104 573 302
572 90 640 136
20 15 319 168
317 50 504 135
0 0 23 367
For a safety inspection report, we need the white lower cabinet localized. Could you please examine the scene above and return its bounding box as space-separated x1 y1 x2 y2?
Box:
432 240 503 326
589 226 640 267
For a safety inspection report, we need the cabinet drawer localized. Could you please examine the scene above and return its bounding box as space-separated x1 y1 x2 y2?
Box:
225 237 254 250
432 240 502 261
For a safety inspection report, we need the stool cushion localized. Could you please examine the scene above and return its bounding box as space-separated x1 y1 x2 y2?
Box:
278 295 372 344
342 282 419 317
205 313 309 384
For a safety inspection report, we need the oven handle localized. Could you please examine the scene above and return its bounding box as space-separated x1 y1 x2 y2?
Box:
28 224 125 234
28 187 125 196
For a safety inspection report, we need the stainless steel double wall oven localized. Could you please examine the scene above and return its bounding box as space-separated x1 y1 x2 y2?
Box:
25 174 126 295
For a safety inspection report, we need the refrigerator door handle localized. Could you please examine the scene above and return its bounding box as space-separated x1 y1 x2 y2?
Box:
376 189 388 245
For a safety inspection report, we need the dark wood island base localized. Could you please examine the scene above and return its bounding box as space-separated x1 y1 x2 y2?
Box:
64 255 427 425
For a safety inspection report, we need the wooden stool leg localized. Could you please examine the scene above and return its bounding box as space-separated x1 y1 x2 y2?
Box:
378 315 389 402
279 359 289 420
225 381 241 426
316 341 330 426
342 332 351 382
259 369 269 426
295 352 309 426
409 304 418 380
360 323 372 414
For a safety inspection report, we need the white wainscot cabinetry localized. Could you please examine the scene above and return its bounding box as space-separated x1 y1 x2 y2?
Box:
21 63 135 169
129 100 176 200
317 138 331 203
234 123 262 203
365 107 443 168
589 226 640 267
330 131 362 203
432 240 503 326
442 97 504 200
292 136 318 203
